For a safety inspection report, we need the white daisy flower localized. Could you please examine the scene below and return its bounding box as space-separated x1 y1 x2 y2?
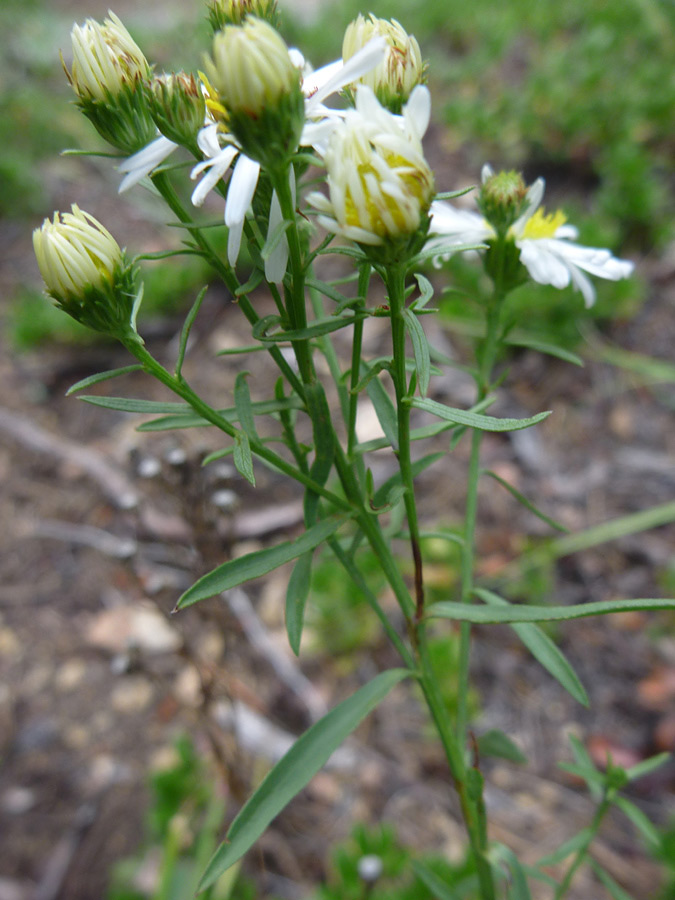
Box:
427 165 634 307
306 84 433 245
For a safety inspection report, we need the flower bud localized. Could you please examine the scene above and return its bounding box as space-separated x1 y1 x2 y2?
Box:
203 18 304 168
478 169 529 236
206 0 279 32
65 12 155 154
33 206 139 338
146 72 206 148
309 86 434 261
342 14 425 113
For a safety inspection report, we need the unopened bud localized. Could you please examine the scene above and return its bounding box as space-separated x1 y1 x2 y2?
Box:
65 13 155 153
478 169 528 235
206 0 279 31
342 14 425 113
203 18 304 167
33 206 140 339
147 72 206 148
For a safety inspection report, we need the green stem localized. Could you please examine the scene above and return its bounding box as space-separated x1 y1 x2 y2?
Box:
386 264 425 619
554 794 613 899
456 292 503 746
150 170 305 400
348 264 371 460
272 167 314 385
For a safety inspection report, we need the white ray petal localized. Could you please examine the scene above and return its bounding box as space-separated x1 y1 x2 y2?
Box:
224 154 261 227
117 136 178 192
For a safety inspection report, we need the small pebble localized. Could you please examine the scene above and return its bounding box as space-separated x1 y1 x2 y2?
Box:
358 855 383 883
164 447 187 466
211 489 238 510
138 457 162 478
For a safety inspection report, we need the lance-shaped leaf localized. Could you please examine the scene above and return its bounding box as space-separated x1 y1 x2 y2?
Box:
79 396 189 414
177 517 344 610
66 365 142 395
428 597 675 624
233 431 255 486
482 470 568 533
504 336 583 367
404 308 431 396
475 588 588 706
285 551 313 656
197 668 410 892
410 397 551 432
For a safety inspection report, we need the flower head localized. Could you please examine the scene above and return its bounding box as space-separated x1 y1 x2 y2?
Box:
308 85 434 254
67 11 150 102
203 18 304 166
146 72 206 147
33 206 139 337
206 0 279 31
342 14 425 112
65 12 155 154
428 166 634 306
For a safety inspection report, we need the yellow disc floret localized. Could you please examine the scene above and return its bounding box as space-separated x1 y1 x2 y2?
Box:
520 207 567 240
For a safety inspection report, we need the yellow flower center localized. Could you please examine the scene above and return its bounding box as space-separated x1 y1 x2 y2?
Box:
520 207 566 239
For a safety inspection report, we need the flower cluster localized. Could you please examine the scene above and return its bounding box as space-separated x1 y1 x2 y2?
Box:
35 6 635 335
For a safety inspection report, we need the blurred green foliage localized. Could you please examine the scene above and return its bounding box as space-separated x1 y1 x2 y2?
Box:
314 823 477 900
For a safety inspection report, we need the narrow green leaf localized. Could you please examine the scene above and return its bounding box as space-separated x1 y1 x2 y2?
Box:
477 729 528 764
66 365 142 395
306 276 350 306
354 420 454 454
482 470 569 533
558 762 607 789
351 359 391 394
434 186 475 201
590 862 633 900
410 397 551 432
568 734 601 800
537 829 591 867
79 395 189 414
505 853 532 900
625 752 670 782
286 552 312 656
505 336 583 367
404 308 431 396
137 397 304 432
215 344 267 356
233 432 255 486
234 270 264 297
197 668 410 891
177 517 344 609
412 273 434 310
176 286 208 378
411 861 464 899
475 589 588 706
253 314 358 343
428 597 675 624
549 502 675 559
416 529 464 547
234 372 258 439
614 796 662 851
363 363 399 451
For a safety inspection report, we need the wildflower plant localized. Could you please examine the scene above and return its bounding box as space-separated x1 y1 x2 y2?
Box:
34 6 674 899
